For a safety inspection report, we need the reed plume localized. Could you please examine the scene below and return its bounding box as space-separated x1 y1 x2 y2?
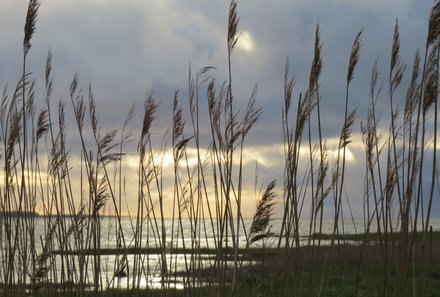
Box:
70 75 86 130
23 0 40 55
98 129 119 165
423 42 439 113
141 95 158 136
427 0 440 46
241 85 262 137
404 51 421 122
390 20 406 93
36 109 49 141
249 180 276 244
45 49 53 98
340 110 356 149
138 94 158 158
314 146 331 216
227 0 240 52
309 23 323 93
347 30 363 84
283 58 295 116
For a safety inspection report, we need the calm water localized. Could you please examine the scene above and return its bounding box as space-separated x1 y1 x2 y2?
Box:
28 216 440 249
2 216 440 290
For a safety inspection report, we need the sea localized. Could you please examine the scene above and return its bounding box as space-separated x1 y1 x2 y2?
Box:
1 216 439 290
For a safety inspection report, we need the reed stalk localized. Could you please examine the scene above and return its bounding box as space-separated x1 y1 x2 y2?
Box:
0 1 439 296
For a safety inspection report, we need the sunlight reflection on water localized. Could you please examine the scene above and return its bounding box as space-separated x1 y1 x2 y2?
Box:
5 217 440 289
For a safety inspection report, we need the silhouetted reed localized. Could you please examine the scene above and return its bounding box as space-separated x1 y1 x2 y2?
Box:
0 0 439 296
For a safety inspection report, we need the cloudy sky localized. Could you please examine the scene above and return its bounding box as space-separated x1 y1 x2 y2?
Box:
0 0 438 218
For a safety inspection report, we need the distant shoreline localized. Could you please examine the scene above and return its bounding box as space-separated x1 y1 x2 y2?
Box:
51 230 440 256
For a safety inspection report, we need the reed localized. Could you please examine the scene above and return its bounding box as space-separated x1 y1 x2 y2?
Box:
0 0 439 296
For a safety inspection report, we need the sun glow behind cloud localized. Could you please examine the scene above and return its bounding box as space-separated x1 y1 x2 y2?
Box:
236 30 255 53
0 0 437 218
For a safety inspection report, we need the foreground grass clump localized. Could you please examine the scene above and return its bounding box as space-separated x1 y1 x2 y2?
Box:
1 0 440 296
228 231 440 297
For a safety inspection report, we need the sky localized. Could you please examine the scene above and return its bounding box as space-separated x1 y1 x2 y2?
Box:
0 0 438 218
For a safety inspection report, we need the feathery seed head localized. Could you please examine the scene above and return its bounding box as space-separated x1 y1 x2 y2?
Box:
390 20 406 92
391 20 400 72
347 30 363 84
404 50 421 121
24 0 40 55
423 42 439 113
249 180 276 244
228 0 240 51
428 0 440 46
309 23 323 90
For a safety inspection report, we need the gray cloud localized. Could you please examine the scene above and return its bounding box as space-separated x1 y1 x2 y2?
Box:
0 0 437 217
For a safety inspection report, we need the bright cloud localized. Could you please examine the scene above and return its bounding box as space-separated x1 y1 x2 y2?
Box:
0 0 437 217
237 30 255 53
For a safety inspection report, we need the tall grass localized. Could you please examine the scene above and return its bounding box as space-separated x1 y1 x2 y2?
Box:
0 0 439 296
